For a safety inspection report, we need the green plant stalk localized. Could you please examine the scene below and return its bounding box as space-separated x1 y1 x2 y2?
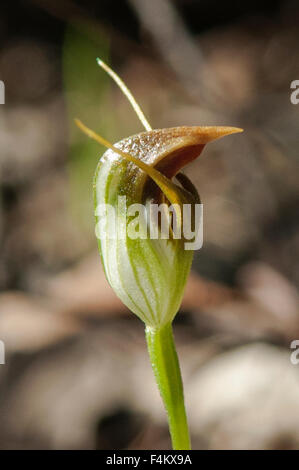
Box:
145 323 191 450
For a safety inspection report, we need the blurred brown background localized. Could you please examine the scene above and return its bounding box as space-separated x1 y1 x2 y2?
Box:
0 0 299 449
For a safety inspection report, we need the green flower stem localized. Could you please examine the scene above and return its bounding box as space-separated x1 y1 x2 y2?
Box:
145 322 191 450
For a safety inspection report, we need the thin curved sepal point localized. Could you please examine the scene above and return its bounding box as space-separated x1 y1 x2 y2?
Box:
74 119 188 212
96 58 152 132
